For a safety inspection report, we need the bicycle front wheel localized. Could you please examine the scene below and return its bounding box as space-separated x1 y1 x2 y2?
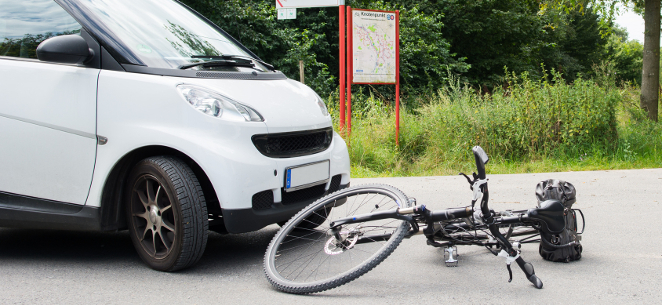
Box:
264 184 411 294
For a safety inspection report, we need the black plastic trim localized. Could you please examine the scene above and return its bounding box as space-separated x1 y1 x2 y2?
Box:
121 64 286 79
101 46 124 71
222 182 349 233
0 191 101 231
80 29 101 69
252 127 334 158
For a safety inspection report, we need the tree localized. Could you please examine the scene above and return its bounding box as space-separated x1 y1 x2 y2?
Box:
604 25 644 84
554 0 658 121
424 0 607 88
640 0 659 121
179 0 630 103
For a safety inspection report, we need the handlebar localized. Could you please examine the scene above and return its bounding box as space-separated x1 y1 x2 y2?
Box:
472 146 489 179
516 257 543 288
471 146 491 220
470 146 543 289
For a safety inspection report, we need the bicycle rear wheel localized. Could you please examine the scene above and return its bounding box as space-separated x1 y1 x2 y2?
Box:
264 184 411 294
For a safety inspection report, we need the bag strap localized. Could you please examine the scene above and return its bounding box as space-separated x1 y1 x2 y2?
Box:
574 209 585 234
540 235 580 249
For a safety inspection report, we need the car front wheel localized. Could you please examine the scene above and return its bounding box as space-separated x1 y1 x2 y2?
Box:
126 156 208 271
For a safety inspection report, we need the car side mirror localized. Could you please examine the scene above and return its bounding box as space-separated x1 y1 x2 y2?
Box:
36 34 94 65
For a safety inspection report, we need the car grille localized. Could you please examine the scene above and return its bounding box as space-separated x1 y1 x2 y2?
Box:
328 174 342 193
251 190 274 211
251 127 333 158
251 175 342 210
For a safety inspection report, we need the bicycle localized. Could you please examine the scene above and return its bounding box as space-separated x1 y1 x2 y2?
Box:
264 146 583 294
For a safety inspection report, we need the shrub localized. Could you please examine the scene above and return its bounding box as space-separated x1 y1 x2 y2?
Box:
342 68 624 176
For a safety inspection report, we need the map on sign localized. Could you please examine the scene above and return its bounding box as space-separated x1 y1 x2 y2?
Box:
352 9 397 83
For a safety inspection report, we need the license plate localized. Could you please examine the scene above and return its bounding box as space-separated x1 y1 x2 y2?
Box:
285 160 330 192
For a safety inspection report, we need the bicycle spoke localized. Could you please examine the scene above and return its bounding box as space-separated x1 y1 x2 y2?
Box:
265 185 410 293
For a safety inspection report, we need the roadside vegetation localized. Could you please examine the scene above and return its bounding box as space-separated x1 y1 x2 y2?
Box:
329 65 661 177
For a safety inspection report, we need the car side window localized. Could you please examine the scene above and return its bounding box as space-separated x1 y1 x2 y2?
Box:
0 0 82 59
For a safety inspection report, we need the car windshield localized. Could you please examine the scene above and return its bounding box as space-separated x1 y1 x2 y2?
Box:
77 0 260 70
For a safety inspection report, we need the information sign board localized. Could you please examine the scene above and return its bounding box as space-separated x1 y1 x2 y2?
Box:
351 9 397 84
276 0 344 8
277 8 297 19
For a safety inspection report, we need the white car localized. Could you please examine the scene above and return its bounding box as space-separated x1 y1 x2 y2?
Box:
0 0 350 271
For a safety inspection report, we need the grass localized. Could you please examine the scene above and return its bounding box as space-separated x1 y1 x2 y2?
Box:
326 68 662 178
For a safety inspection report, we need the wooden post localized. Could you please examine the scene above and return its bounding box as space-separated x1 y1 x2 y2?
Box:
299 60 304 84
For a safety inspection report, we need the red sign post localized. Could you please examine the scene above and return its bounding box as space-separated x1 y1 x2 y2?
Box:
339 5 346 134
340 7 400 144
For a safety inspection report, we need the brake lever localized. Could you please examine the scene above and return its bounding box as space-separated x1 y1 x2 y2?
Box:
498 249 519 283
506 263 513 283
459 172 474 190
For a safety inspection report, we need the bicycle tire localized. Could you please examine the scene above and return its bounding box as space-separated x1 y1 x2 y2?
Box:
264 184 411 294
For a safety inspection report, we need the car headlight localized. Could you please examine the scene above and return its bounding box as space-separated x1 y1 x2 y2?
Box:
177 84 263 122
315 93 329 116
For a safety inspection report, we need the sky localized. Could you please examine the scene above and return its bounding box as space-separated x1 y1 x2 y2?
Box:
614 5 645 43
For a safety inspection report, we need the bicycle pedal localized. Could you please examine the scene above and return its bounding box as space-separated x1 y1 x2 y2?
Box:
444 246 459 267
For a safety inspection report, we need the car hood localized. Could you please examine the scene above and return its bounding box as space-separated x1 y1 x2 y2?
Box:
186 78 332 134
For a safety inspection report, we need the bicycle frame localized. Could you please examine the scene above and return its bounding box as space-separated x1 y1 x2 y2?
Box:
328 203 539 247
328 146 545 288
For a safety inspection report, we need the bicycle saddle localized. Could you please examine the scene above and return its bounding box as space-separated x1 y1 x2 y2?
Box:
527 199 565 234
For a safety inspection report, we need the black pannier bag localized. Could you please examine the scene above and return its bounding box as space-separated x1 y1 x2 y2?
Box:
535 179 583 262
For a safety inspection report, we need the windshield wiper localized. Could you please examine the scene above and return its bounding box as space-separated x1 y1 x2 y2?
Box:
190 55 275 71
179 58 255 70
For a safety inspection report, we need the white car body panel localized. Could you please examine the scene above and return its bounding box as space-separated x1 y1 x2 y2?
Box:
86 70 349 211
0 59 98 204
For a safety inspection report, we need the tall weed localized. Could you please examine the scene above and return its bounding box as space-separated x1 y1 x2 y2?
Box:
334 66 659 177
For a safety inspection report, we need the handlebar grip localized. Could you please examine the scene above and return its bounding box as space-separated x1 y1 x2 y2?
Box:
474 156 485 179
515 257 543 289
472 146 488 179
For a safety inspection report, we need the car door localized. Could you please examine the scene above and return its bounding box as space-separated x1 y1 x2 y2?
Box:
0 0 98 205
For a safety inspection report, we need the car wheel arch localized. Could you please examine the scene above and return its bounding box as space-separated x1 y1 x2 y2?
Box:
98 145 220 232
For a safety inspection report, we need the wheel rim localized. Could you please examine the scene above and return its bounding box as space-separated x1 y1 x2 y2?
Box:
268 188 408 286
130 174 177 259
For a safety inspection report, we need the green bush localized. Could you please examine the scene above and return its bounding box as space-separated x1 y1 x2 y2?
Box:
603 26 643 85
342 68 631 176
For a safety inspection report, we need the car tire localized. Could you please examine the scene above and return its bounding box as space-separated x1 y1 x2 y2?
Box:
126 156 208 271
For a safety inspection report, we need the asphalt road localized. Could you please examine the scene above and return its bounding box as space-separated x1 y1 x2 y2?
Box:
1 168 661 304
